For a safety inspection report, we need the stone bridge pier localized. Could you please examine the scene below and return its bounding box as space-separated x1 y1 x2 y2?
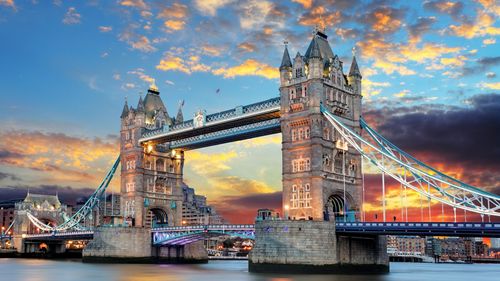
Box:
249 220 388 274
82 227 207 263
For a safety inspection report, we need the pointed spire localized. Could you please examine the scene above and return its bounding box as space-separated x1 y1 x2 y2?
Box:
280 41 292 70
309 37 322 59
175 100 184 124
137 93 145 112
120 97 129 118
349 47 362 78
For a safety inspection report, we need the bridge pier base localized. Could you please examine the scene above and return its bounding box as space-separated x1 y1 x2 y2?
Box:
249 220 389 274
83 227 152 263
155 241 208 263
82 227 208 263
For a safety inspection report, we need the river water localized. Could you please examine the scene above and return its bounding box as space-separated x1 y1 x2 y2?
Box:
1 259 498 281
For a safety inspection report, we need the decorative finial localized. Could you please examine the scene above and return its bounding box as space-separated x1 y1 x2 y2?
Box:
149 78 158 91
319 14 326 32
125 95 128 102
179 99 185 108
139 91 143 98
352 46 357 57
284 40 288 46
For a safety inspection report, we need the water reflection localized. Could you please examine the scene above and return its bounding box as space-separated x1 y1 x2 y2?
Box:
1 259 499 281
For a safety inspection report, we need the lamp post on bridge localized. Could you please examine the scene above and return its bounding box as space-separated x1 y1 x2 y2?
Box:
284 205 289 220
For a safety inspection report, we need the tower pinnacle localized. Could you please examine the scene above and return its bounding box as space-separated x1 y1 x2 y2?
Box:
280 42 292 70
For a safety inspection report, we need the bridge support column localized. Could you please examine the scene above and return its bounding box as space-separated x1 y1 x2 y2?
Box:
155 241 208 263
249 220 388 274
83 227 152 263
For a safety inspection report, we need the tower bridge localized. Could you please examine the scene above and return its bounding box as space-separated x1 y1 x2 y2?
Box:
8 28 500 273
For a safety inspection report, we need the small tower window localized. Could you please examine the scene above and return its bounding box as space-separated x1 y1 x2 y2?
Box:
296 68 303 78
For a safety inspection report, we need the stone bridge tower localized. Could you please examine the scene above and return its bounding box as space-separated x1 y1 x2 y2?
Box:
251 29 387 274
120 83 183 227
279 29 363 221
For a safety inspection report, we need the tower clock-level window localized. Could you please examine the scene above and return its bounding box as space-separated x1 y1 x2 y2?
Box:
292 184 297 192
292 158 311 172
126 182 135 193
298 128 304 140
291 129 297 141
305 127 310 139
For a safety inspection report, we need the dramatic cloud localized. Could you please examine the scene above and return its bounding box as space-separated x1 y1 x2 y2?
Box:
0 185 95 206
119 0 148 10
365 94 500 184
461 56 500 76
298 5 342 28
450 11 500 38
194 0 234 16
62 7 81 25
365 7 405 35
156 51 211 74
423 0 464 21
0 0 15 9
158 2 189 32
212 59 279 79
127 68 154 84
0 130 118 184
292 0 312 9
237 42 257 53
407 17 437 43
98 26 112 33
0 172 20 181
212 191 282 223
478 81 500 90
119 30 157 53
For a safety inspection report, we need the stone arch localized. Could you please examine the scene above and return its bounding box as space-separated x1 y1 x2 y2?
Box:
324 192 356 222
146 206 169 228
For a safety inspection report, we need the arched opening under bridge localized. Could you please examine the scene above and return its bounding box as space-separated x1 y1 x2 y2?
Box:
147 208 168 228
325 194 355 222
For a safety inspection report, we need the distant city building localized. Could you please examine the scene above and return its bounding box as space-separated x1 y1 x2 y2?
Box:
425 237 490 258
0 199 19 233
97 193 121 225
181 184 223 225
491 238 500 249
14 193 71 234
387 236 425 257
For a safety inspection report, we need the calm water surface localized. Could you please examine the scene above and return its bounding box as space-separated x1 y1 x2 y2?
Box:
1 259 499 281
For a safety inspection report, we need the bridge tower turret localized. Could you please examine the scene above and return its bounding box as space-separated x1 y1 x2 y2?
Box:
348 50 362 122
119 83 183 228
279 29 362 222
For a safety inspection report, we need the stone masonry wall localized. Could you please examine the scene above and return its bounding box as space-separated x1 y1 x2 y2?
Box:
250 220 337 265
83 227 151 262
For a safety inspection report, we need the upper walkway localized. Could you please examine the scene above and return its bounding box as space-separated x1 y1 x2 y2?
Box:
138 97 281 149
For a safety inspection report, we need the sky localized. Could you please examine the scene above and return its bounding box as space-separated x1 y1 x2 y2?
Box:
0 0 499 224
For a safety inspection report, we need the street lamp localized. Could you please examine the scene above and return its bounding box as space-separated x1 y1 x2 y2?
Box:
284 205 289 220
